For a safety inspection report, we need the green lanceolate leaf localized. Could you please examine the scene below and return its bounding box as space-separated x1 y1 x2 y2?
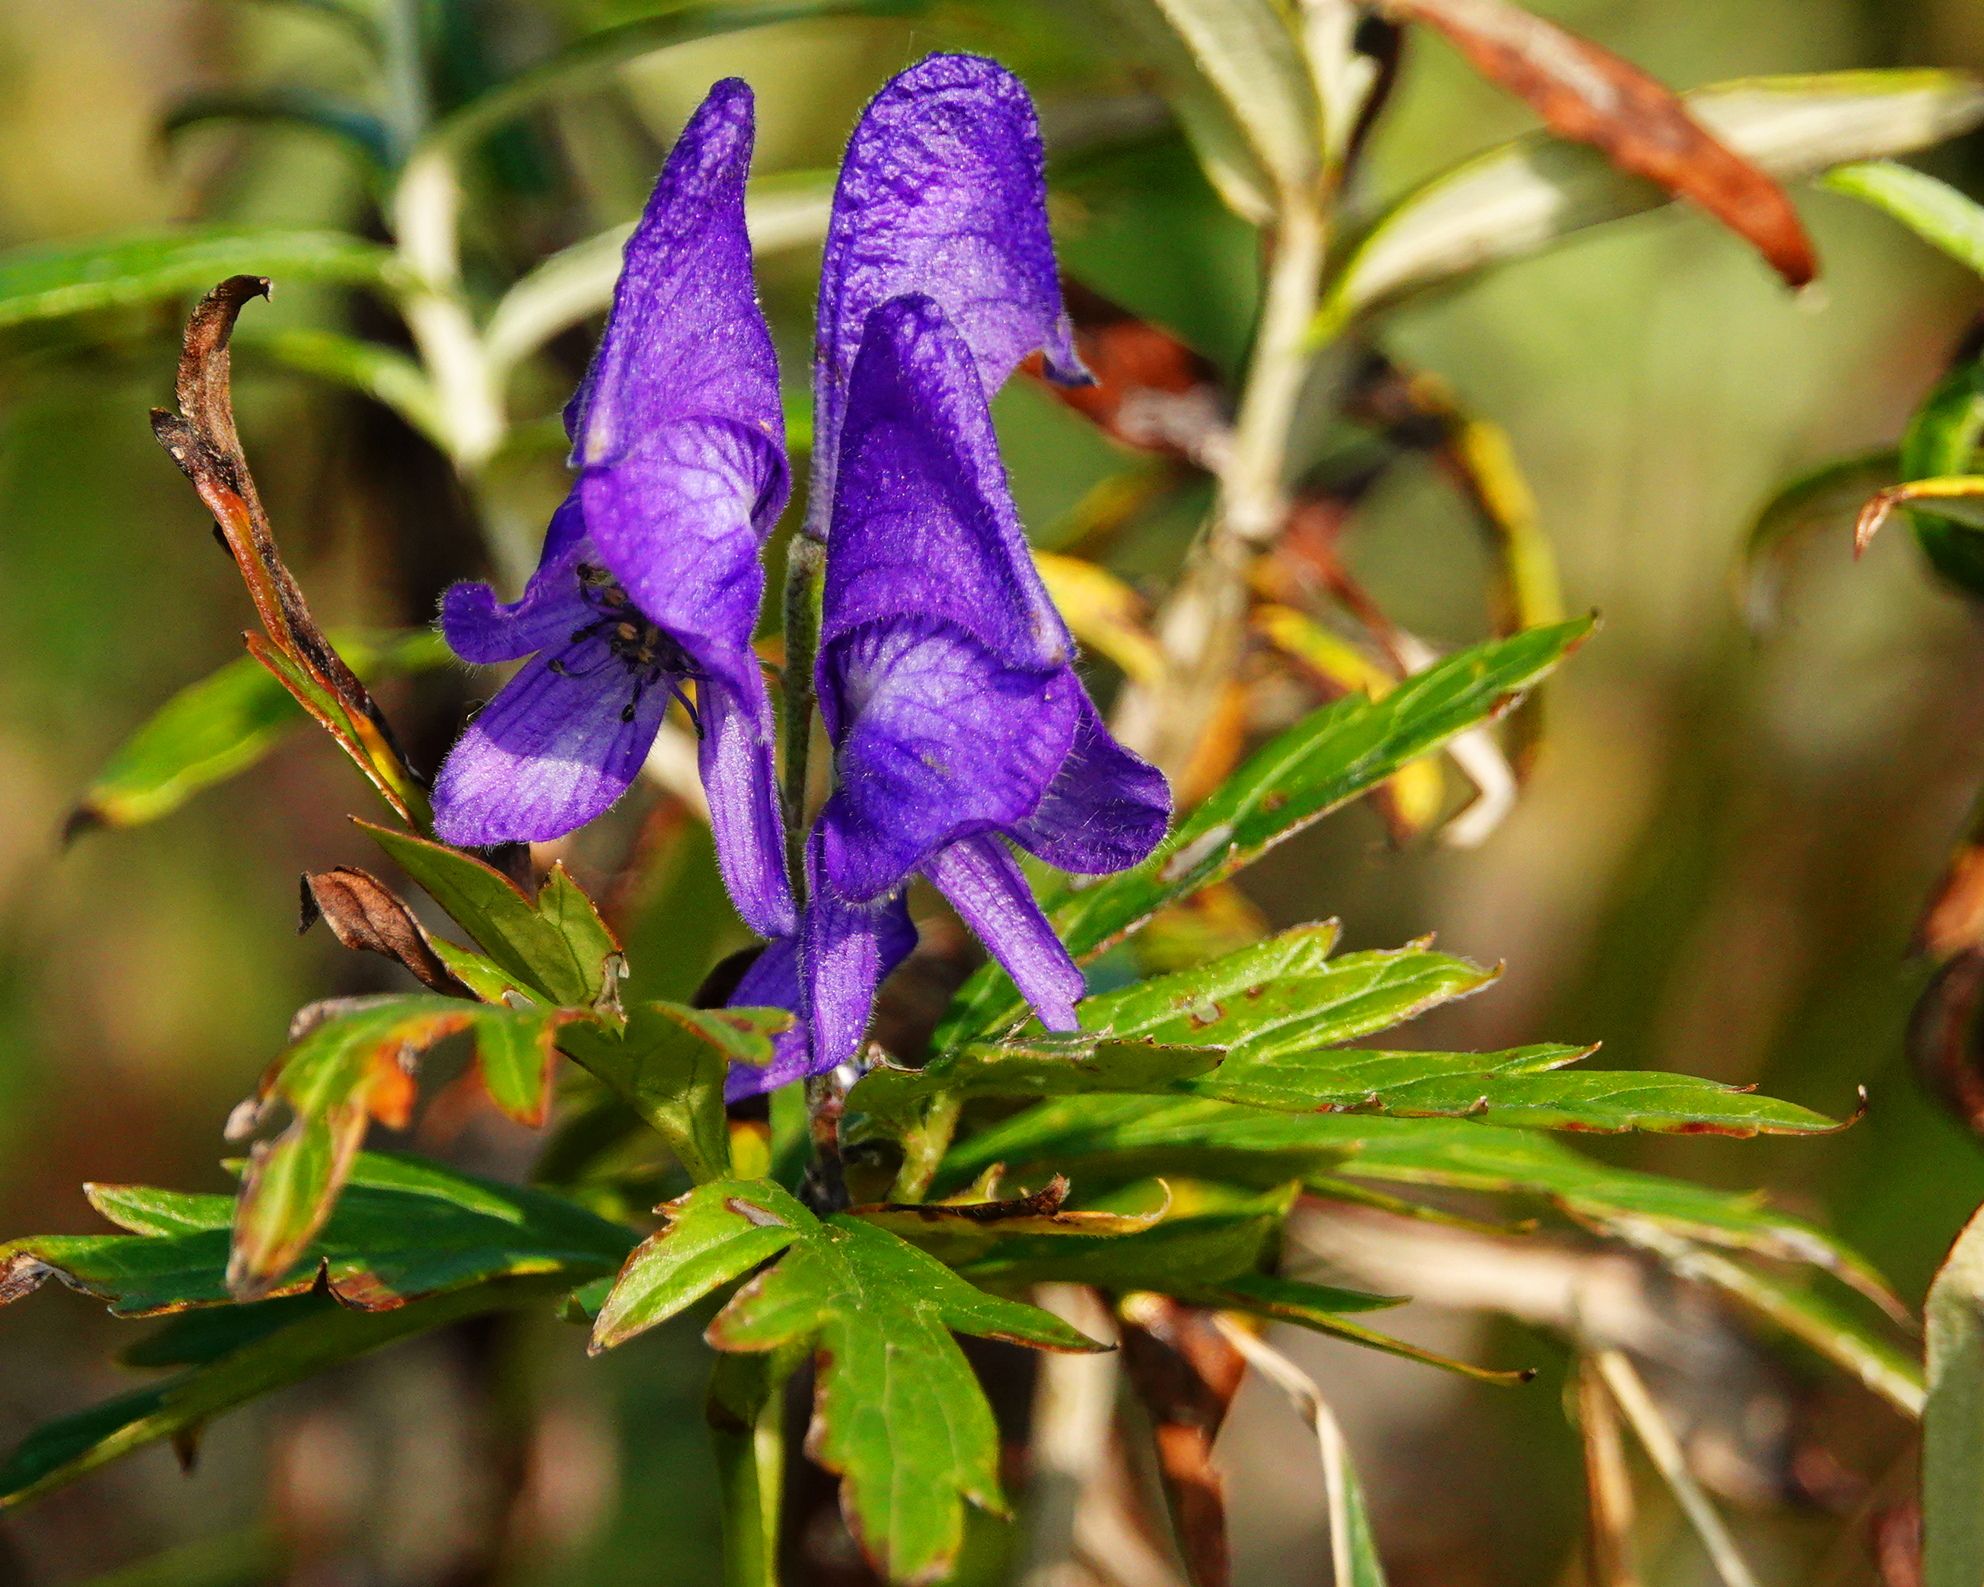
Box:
360 821 620 1007
935 1104 1894 1307
229 997 574 1298
1080 927 1497 1056
1209 1272 1528 1385
1321 70 1984 331
848 1034 1224 1140
1099 0 1322 224
161 90 399 174
246 329 446 443
1822 159 1984 277
67 630 450 839
590 1179 809 1352
1 1153 628 1319
561 1004 792 1185
698 1185 1105 1583
1925 1203 1984 1586
934 621 1593 1045
0 1275 572 1510
0 228 402 329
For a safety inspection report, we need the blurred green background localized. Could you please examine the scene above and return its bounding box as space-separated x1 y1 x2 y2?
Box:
2 0 1983 1582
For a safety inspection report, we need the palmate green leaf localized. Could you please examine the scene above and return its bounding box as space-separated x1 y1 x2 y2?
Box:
1822 159 1984 277
0 228 402 329
229 997 575 1299
0 1275 570 1510
360 821 620 1007
651 1183 1107 1583
66 630 450 838
935 620 1593 1046
1320 69 1984 331
1925 1203 1984 1586
936 1103 1895 1308
1 1153 629 1319
1099 0 1322 224
590 1179 808 1353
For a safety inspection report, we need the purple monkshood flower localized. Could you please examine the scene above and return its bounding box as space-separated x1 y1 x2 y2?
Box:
432 79 795 937
795 294 1171 1076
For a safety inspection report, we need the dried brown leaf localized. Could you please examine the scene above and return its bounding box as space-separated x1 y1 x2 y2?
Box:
1908 948 1984 1138
151 276 426 822
1119 1294 1249 1587
299 866 471 997
1385 0 1817 287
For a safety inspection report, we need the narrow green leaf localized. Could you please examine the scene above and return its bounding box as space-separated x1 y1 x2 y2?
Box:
590 1179 807 1353
0 228 402 329
360 821 620 1007
1082 930 1498 1056
1210 1272 1529 1384
3 1153 629 1319
246 329 445 444
1099 0 1322 224
67 630 449 838
935 621 1593 1046
706 1204 1103 1582
161 90 398 173
935 1103 1894 1306
1925 1203 1984 1586
0 1275 571 1510
1322 70 1984 330
422 0 926 156
948 1192 1290 1290
1823 159 1984 276
848 1034 1223 1140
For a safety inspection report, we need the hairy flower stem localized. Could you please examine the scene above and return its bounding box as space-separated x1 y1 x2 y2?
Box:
1115 197 1332 778
889 1092 963 1203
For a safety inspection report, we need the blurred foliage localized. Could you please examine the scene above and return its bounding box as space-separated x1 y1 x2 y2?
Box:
2 1 1984 1585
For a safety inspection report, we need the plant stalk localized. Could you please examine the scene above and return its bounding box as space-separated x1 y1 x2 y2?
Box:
1114 196 1332 778
710 1350 797 1587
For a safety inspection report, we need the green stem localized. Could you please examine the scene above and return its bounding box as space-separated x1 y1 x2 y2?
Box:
709 1349 799 1587
889 1092 962 1203
1113 196 1332 778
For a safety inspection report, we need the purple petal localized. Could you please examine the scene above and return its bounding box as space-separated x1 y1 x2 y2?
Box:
432 632 674 846
440 496 590 665
697 664 796 939
816 619 1078 902
812 53 1087 531
922 834 1083 1030
1012 687 1171 874
821 295 1070 676
578 417 784 667
799 832 920 1072
725 899 916 1099
567 79 787 507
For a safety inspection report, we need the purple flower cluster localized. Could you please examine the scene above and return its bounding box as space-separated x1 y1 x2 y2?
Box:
434 56 1170 1091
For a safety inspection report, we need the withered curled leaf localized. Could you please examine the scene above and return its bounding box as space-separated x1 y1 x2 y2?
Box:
1384 0 1818 288
299 866 471 998
151 275 427 823
1119 1293 1250 1587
